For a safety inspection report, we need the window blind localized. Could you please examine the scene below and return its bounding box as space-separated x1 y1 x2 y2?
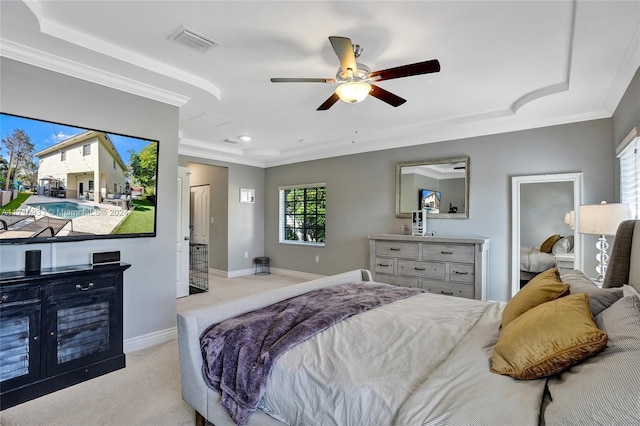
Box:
617 128 639 220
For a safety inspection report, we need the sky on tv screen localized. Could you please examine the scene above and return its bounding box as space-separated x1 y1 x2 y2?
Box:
0 113 150 161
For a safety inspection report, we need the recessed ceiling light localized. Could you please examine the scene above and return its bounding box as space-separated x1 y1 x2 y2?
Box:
239 135 252 142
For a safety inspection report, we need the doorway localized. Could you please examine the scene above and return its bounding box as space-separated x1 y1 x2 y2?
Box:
511 173 583 298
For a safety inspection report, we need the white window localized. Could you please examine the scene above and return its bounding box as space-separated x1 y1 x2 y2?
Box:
617 127 639 220
278 183 326 246
83 144 91 156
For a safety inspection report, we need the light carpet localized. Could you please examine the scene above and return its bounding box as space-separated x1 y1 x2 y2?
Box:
0 273 305 426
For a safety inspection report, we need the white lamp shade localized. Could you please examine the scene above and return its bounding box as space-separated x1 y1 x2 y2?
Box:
335 82 371 104
578 203 630 236
564 210 575 228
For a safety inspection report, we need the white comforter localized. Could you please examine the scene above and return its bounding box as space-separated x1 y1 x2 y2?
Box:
520 246 557 273
258 293 546 426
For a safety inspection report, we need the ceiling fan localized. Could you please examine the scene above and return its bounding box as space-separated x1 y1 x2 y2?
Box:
270 36 440 111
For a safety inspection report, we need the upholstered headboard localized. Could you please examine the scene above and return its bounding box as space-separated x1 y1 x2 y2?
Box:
603 220 640 293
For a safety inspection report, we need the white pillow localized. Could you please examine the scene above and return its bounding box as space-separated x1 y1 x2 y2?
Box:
623 284 640 298
552 236 573 255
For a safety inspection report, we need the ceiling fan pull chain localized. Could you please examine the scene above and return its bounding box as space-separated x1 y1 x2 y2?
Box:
352 104 359 144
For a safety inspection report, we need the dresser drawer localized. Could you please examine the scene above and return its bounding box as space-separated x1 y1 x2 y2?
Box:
46 276 115 297
373 257 394 275
0 286 40 307
375 242 418 259
398 260 446 280
449 263 475 283
423 280 474 299
375 274 419 288
422 244 474 263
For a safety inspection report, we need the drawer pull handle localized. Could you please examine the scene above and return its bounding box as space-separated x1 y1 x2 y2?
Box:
440 291 454 295
377 263 391 267
389 248 401 251
76 283 94 291
441 251 454 255
453 271 469 275
0 295 8 303
414 267 426 271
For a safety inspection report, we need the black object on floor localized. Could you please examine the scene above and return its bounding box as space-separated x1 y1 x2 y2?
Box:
254 257 270 275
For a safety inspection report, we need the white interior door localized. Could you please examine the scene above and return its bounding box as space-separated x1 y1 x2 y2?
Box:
176 166 191 298
190 184 210 245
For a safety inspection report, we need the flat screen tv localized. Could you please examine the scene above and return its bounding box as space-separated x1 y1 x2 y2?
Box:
419 188 441 213
0 112 158 244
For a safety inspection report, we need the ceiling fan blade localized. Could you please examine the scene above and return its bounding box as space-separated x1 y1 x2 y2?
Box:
369 84 407 107
271 77 336 83
369 59 440 82
329 36 358 76
317 93 340 111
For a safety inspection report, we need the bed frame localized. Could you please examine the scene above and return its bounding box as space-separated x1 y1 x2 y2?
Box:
177 221 639 426
177 269 372 426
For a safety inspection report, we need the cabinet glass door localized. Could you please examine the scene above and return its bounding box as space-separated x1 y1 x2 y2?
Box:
45 289 119 375
0 303 41 390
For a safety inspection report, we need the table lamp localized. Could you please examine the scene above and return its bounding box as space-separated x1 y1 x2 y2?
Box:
578 201 630 281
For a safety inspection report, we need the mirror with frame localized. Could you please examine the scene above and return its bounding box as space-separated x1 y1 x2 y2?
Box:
395 156 469 219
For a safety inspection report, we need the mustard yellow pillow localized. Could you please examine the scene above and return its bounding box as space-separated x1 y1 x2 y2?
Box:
491 293 608 380
540 234 562 253
502 267 569 328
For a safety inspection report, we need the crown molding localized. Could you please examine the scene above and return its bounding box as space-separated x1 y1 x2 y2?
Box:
1 39 191 107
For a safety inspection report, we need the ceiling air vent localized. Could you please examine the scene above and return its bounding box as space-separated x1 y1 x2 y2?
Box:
170 26 218 54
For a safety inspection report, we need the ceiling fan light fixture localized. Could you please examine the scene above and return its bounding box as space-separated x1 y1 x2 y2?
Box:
335 82 371 104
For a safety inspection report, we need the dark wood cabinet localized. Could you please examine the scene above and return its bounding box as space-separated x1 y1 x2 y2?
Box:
0 263 130 410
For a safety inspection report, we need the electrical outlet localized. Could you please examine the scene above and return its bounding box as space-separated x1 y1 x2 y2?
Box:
315 255 320 263
244 252 248 259
210 217 214 224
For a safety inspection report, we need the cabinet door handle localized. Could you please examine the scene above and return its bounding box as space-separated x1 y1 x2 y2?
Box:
414 267 426 271
33 336 39 341
0 295 8 303
440 291 454 295
377 263 391 267
389 247 401 251
453 271 469 275
76 283 94 291
441 251 454 255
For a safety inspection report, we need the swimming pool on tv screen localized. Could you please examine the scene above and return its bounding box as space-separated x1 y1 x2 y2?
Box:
26 201 102 219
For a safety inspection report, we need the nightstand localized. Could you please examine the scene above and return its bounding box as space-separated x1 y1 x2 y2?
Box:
555 252 575 274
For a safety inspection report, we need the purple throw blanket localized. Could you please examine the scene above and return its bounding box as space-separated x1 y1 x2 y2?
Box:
200 281 423 425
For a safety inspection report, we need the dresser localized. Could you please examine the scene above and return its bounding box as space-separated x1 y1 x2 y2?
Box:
369 234 490 300
0 263 130 410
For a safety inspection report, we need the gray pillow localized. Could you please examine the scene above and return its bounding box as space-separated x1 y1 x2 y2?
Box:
544 295 640 425
561 269 623 316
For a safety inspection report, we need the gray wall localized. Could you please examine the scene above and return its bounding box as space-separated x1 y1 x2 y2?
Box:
613 67 640 201
520 181 573 247
265 119 614 301
179 156 265 273
185 162 229 271
0 58 179 342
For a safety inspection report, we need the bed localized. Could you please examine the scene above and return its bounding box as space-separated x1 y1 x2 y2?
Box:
178 220 640 426
520 234 574 283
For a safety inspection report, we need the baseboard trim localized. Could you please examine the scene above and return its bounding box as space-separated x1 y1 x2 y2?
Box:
226 268 255 278
269 267 325 281
124 327 176 353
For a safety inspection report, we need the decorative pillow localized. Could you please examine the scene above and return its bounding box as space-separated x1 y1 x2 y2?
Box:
561 269 623 316
540 234 562 253
491 293 608 380
502 267 569 328
623 284 640 298
544 296 640 424
551 236 573 255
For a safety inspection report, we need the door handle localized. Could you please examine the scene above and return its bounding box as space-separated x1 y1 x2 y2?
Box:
184 236 190 240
